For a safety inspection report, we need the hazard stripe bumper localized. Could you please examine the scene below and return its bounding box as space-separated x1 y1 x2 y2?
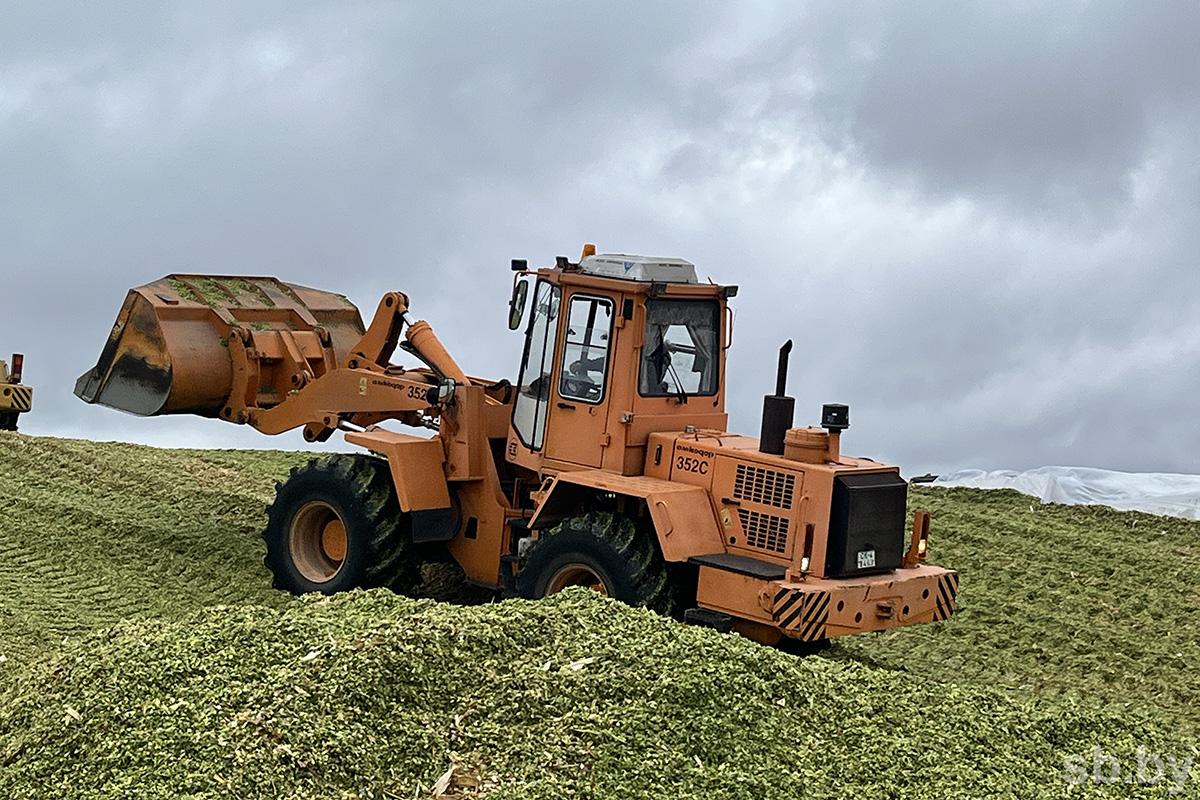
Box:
0 384 32 413
771 565 959 641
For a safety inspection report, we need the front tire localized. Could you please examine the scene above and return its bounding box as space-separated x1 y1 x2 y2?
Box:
515 511 675 614
262 455 417 595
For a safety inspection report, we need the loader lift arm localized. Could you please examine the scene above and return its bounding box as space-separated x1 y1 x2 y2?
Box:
249 364 446 441
343 291 409 373
237 289 460 441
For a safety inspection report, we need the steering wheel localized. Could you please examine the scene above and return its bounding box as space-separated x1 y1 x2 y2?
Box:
562 376 602 401
520 374 551 400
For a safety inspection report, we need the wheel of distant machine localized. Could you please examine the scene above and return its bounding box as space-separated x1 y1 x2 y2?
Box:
76 245 960 650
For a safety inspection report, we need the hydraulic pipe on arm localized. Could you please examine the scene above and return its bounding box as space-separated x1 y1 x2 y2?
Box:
342 290 471 385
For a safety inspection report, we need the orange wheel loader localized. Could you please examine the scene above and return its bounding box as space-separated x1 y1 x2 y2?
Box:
75 250 958 648
1 354 32 432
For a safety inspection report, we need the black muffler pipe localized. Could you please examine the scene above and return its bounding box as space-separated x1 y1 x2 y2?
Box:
759 340 795 455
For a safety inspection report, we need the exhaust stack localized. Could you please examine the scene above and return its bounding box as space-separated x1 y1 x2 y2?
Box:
759 340 795 455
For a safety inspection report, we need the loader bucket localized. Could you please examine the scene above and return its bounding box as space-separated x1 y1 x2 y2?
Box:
76 275 365 417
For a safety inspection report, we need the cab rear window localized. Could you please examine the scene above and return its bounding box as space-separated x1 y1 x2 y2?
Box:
639 299 720 397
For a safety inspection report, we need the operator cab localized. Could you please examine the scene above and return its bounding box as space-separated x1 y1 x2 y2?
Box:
506 247 735 476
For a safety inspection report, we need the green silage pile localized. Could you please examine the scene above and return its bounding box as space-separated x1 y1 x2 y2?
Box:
0 589 1191 800
1 433 1198 798
840 487 1200 733
0 434 475 671
0 433 299 668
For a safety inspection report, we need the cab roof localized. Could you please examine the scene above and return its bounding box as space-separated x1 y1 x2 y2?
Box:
528 247 737 299
579 253 698 284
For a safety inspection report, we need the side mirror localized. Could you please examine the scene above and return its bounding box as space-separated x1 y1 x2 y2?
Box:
508 280 530 330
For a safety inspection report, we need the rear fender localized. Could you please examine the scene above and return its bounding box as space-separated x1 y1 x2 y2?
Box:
530 471 725 562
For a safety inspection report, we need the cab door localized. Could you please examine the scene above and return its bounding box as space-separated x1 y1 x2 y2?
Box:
511 280 561 457
543 292 616 468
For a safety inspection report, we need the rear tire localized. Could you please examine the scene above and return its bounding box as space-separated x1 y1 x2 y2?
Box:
515 511 675 614
262 455 418 595
0 413 16 432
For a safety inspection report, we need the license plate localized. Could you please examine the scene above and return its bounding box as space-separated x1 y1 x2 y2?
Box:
857 549 876 569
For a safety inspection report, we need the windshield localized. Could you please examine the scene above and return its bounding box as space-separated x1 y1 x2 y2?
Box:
639 299 720 397
512 280 561 449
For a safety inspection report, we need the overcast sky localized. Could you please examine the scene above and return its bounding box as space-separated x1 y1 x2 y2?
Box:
1 2 1196 474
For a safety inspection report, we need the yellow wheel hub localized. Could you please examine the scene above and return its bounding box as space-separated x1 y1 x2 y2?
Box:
321 519 347 562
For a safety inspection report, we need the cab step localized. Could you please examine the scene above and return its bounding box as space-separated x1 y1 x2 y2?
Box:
687 552 787 580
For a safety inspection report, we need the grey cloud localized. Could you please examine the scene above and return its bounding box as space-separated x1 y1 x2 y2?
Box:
833 3 1200 217
1 2 1196 474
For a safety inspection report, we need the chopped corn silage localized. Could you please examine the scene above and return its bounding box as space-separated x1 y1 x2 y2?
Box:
0 433 298 668
0 589 1192 800
1 433 1198 798
841 486 1200 733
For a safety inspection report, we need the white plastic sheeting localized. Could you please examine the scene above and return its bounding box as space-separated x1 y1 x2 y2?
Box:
932 466 1200 520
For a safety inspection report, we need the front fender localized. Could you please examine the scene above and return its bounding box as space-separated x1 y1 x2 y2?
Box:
530 471 726 563
343 428 451 512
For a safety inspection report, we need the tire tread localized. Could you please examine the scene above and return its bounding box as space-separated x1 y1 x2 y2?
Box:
517 511 675 615
261 454 417 595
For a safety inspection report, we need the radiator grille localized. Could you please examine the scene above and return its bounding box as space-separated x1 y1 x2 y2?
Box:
737 509 790 553
734 464 796 509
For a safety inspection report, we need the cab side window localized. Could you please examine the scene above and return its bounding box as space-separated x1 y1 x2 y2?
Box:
558 295 614 404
